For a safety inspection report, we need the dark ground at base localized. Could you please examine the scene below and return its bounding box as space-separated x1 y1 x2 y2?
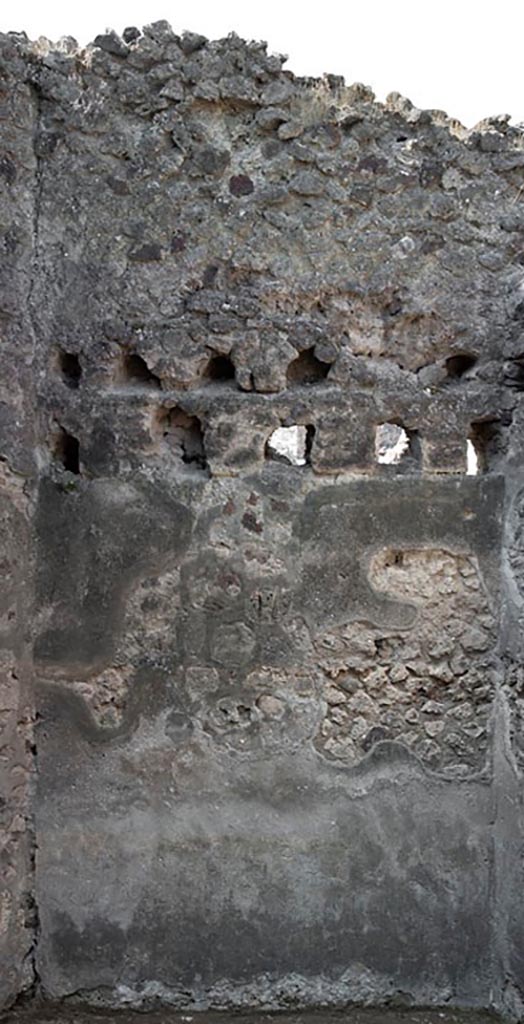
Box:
0 1006 503 1024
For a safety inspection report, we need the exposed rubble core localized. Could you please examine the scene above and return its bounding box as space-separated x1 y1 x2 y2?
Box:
315 549 496 772
1 19 524 1021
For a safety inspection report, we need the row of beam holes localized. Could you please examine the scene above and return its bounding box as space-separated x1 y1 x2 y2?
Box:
374 355 483 474
71 347 330 389
116 348 328 388
267 422 489 472
376 423 489 475
55 348 161 390
115 351 237 387
50 417 490 476
267 424 415 469
56 347 328 391
50 346 329 473
57 347 478 392
51 347 485 473
50 413 208 476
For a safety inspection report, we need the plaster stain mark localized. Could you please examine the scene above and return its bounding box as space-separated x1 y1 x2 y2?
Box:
52 426 80 474
120 352 160 388
57 349 82 389
266 425 314 466
287 347 331 386
375 423 410 464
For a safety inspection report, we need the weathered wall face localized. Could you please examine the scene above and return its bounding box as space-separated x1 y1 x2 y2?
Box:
1 19 524 1016
0 35 39 1009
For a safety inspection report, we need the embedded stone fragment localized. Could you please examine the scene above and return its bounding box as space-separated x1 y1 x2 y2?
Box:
93 30 128 57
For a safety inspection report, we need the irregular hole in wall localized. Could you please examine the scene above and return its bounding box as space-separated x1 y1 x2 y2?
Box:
445 353 477 379
120 351 161 388
383 549 405 568
466 440 479 476
286 347 331 386
57 349 82 389
265 424 315 466
157 406 208 472
375 423 411 464
467 419 500 474
203 353 236 383
52 425 80 474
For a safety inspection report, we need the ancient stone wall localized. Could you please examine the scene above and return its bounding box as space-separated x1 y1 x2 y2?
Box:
0 35 39 1009
1 20 524 1017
